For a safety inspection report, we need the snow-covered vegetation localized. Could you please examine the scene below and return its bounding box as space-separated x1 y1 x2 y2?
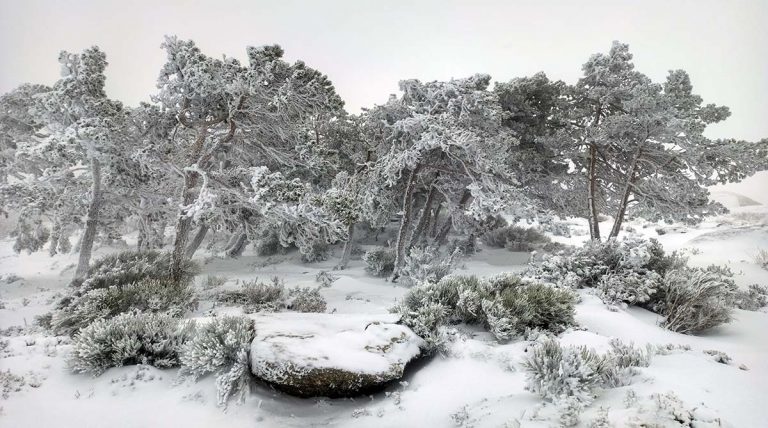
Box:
0 35 767 427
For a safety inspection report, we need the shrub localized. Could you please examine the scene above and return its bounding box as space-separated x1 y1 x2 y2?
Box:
180 316 255 406
76 250 198 291
203 275 228 290
362 247 396 277
300 240 330 263
595 270 660 306
52 278 197 336
399 246 462 287
523 337 611 404
523 337 651 405
653 267 735 334
392 273 576 346
217 277 287 313
315 271 338 288
481 225 561 252
754 248 768 271
68 312 192 375
288 287 327 313
254 230 286 257
733 284 768 311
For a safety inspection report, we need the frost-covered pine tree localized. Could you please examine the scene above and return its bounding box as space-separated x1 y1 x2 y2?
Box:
151 37 344 280
359 75 518 279
0 48 140 277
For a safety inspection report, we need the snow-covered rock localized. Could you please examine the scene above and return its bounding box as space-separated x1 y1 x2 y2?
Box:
249 312 425 397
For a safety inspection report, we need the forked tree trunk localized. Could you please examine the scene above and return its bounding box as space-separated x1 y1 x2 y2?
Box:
609 147 643 238
75 158 103 279
338 222 355 270
586 143 601 241
435 190 471 246
185 223 209 259
391 164 422 281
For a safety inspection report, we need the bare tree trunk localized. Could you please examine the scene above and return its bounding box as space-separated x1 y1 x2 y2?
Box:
75 158 103 279
338 222 355 270
587 143 601 241
435 190 471 246
408 184 437 250
391 164 422 281
429 202 443 238
185 223 209 259
170 172 198 283
609 147 643 238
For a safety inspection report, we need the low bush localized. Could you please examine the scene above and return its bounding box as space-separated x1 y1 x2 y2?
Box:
52 278 197 336
392 273 576 348
733 284 768 311
254 230 287 257
288 287 327 313
481 225 562 252
216 278 287 313
754 248 768 271
300 240 330 263
75 250 199 291
180 316 255 406
68 312 192 375
398 246 462 287
523 337 651 406
362 247 396 277
651 266 735 334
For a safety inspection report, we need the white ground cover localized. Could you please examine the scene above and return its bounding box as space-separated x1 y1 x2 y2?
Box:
1 188 766 427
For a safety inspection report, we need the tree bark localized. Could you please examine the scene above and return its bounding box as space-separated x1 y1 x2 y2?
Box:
170 171 198 283
338 222 355 270
408 184 438 250
435 190 471 246
75 158 103 279
609 146 643 238
391 164 422 281
429 202 443 238
587 143 601 241
185 223 209 259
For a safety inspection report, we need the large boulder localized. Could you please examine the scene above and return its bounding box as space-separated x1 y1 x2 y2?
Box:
250 312 425 397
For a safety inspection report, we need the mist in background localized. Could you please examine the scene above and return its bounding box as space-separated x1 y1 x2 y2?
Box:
1 0 766 197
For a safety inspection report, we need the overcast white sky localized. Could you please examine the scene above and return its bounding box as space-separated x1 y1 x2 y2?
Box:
1 0 767 142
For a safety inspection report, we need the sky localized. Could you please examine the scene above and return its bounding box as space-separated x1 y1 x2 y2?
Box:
0 0 767 143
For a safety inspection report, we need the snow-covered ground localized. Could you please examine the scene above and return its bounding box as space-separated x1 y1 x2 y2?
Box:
1 189 767 427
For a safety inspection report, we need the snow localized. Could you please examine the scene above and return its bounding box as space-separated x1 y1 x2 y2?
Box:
249 312 423 376
1 202 767 426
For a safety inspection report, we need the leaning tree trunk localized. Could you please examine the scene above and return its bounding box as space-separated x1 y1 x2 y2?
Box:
408 184 438 251
609 147 643 238
391 164 423 281
170 172 198 284
185 223 209 259
586 143 601 241
337 222 355 270
75 158 103 279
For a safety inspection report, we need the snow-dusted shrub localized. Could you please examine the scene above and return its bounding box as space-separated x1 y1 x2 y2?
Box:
68 312 191 375
393 273 575 345
495 281 577 336
653 266 735 334
217 277 287 313
315 270 338 288
596 270 660 306
300 239 330 263
362 247 396 277
254 229 286 257
754 248 768 271
203 275 227 290
180 316 255 406
399 246 462 287
52 278 197 335
532 238 680 307
733 284 768 311
481 225 559 252
523 337 650 405
288 287 327 313
523 337 610 404
76 250 199 291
